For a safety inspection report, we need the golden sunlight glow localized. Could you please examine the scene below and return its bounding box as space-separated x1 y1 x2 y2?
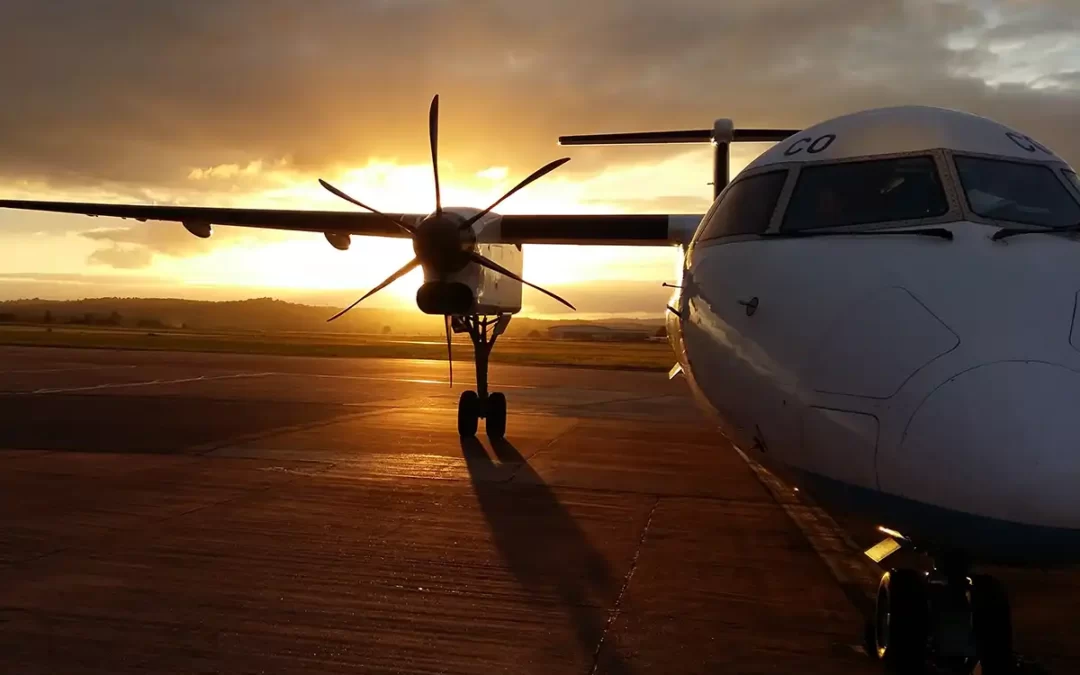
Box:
152 150 718 305
0 143 776 312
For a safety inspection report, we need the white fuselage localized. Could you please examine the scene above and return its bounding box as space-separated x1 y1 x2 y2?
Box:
667 222 1080 563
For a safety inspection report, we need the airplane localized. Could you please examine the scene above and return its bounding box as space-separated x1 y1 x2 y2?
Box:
4 96 1079 674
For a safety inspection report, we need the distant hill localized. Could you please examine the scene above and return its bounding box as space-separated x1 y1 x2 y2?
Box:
0 297 664 337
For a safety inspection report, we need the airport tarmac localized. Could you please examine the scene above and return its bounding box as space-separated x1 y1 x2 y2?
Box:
0 345 1072 674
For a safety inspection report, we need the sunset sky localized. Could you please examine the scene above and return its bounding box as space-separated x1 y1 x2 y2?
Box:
3 0 1080 317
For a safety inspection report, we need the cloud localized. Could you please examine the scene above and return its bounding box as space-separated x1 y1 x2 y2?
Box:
81 223 218 256
1 0 1079 199
76 214 303 268
188 160 266 181
80 222 225 267
582 195 713 214
87 246 155 269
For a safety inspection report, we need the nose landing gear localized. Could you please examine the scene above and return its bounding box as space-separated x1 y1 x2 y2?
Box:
870 552 1015 674
454 314 510 439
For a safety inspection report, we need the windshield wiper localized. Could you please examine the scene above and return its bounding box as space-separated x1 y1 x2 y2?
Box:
762 227 953 240
991 222 1080 241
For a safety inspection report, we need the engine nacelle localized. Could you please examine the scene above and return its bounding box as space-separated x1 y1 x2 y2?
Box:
416 281 474 315
325 232 351 251
183 221 212 238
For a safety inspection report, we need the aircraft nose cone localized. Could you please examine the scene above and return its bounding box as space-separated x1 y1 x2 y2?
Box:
898 361 1080 531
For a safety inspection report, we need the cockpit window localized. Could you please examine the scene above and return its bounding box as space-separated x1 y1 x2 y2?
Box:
1064 169 1080 194
781 156 949 231
695 170 787 242
955 155 1080 228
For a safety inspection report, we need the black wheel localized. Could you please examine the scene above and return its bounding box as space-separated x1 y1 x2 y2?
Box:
874 568 929 672
458 390 479 437
486 392 506 439
972 574 1014 675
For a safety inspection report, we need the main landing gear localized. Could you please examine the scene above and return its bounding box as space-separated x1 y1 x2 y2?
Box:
453 314 510 439
870 551 1015 674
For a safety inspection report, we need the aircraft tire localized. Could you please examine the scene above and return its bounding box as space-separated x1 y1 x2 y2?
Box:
458 390 479 437
971 574 1014 675
874 568 929 672
486 392 507 439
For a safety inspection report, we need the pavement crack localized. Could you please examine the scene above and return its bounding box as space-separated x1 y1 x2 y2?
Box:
588 495 659 675
503 421 579 484
186 406 397 455
568 394 669 411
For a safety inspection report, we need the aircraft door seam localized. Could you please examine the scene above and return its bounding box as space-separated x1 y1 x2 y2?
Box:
808 285 961 400
898 358 1080 447
1069 290 1080 353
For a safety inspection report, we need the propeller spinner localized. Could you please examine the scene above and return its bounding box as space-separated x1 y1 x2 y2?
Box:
319 94 576 385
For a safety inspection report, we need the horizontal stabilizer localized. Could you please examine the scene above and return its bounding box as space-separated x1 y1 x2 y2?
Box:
558 120 801 199
559 128 799 146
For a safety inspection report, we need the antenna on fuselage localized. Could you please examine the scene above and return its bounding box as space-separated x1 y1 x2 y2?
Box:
558 122 799 200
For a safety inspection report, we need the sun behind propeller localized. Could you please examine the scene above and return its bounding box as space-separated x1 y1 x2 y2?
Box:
319 95 576 386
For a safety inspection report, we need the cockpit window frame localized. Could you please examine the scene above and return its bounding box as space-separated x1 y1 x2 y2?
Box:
773 149 961 234
948 150 1080 230
688 167 794 249
691 149 970 247
1061 168 1080 199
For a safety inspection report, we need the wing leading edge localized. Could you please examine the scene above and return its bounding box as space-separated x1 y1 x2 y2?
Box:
0 200 702 245
0 200 417 238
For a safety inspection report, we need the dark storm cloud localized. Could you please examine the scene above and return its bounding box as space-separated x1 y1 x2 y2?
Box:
2 0 1080 195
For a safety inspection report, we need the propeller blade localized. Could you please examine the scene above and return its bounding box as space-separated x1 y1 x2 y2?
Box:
429 94 441 215
444 314 453 388
468 252 576 310
460 157 571 231
318 179 416 235
327 257 421 322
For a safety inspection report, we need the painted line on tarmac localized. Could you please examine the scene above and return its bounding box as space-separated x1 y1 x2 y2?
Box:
266 371 538 389
26 372 274 394
185 406 399 455
0 365 138 374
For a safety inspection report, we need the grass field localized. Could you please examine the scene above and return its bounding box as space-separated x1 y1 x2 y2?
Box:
0 324 674 371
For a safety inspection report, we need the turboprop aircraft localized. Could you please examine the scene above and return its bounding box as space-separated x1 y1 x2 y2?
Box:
5 97 1080 674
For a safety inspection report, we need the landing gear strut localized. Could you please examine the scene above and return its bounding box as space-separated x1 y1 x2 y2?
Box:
870 552 1014 674
454 314 510 439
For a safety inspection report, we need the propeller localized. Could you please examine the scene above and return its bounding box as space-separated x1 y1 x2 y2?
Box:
444 314 453 388
467 252 574 310
458 156 572 232
318 94 576 384
326 258 420 323
430 94 441 215
317 179 415 235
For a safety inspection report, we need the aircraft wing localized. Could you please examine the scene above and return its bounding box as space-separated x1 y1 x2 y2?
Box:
0 200 417 239
499 214 699 245
0 200 701 245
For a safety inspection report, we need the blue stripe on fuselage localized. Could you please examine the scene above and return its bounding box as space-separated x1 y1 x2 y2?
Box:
770 463 1080 567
